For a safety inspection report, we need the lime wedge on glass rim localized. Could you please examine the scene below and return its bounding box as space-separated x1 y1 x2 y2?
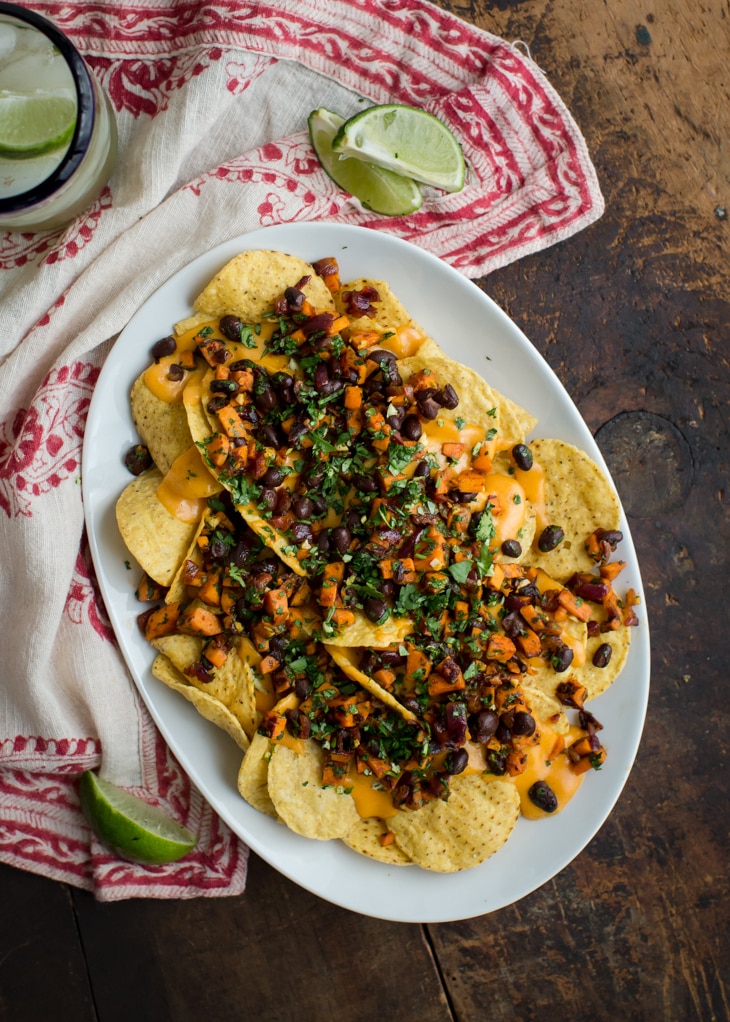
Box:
0 90 77 159
331 103 465 193
79 770 198 864
308 107 422 217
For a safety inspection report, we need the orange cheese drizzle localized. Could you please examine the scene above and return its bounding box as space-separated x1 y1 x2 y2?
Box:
512 721 586 820
156 445 221 522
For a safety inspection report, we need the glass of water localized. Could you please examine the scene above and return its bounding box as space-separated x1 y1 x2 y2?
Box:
0 2 117 231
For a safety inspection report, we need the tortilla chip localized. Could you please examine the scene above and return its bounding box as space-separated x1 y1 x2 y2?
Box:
524 616 588 703
336 277 424 336
498 393 538 445
321 608 413 650
400 351 504 439
324 644 417 722
116 468 197 586
237 731 278 817
193 250 335 322
174 311 213 336
343 817 413 866
522 684 570 734
267 740 362 840
527 438 621 581
581 625 631 700
386 775 520 872
151 654 249 751
151 633 258 737
130 375 193 476
164 515 207 605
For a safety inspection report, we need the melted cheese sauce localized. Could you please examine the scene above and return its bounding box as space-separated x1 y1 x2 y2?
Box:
156 445 221 522
347 764 399 820
483 471 527 546
513 722 585 819
515 459 547 532
144 318 291 403
143 323 207 402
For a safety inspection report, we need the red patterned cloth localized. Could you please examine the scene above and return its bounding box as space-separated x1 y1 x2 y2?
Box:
0 0 603 899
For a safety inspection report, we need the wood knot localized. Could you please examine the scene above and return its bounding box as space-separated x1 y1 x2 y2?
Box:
595 411 693 517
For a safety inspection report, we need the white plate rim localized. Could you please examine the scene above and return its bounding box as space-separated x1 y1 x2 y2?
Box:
82 221 650 923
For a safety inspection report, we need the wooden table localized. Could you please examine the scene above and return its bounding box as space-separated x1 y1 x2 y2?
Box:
2 2 727 1019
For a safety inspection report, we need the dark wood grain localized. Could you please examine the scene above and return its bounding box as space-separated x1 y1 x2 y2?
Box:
0 863 96 1022
70 854 453 1022
1 2 727 1020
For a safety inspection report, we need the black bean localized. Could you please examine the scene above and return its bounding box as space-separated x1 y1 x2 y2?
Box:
206 395 228 414
364 597 387 623
291 495 314 519
253 557 280 577
528 781 559 813
512 443 533 471
501 611 526 639
437 384 459 410
316 530 331 554
485 748 507 775
284 286 305 311
259 488 277 511
260 466 284 488
387 407 405 431
288 420 310 447
230 538 254 568
444 748 469 775
378 649 407 668
208 538 229 562
401 414 423 441
368 348 396 368
167 363 185 382
592 642 613 668
270 372 295 405
319 378 344 397
290 522 312 544
124 444 152 476
330 525 351 556
551 643 574 673
254 386 277 412
151 335 176 361
501 538 522 558
538 524 565 552
209 378 239 395
258 424 282 449
273 489 291 515
353 473 378 494
596 529 623 548
511 711 536 737
416 388 441 421
474 709 499 743
294 675 313 701
413 460 430 478
219 315 244 342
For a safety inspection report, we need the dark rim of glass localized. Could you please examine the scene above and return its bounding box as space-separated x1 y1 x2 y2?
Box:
0 2 95 213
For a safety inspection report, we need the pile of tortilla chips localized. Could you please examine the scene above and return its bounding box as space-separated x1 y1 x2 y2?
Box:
116 249 639 873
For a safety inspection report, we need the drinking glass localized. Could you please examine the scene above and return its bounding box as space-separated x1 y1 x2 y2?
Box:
0 1 117 231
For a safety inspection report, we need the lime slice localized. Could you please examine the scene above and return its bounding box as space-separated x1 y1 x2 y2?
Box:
79 770 198 864
0 90 76 159
308 107 422 217
331 104 465 193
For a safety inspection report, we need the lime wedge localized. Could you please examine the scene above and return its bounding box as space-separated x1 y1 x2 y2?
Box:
0 90 76 159
331 104 465 193
79 770 198 865
308 107 422 217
